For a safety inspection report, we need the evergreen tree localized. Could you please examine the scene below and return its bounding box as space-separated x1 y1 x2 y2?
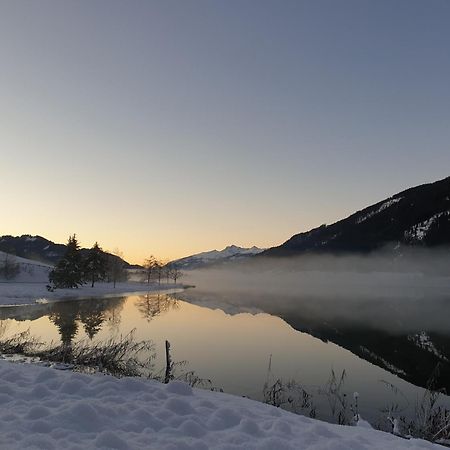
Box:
84 242 107 287
49 234 84 288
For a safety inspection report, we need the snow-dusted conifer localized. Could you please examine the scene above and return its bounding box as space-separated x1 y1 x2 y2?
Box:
49 234 84 288
84 242 107 287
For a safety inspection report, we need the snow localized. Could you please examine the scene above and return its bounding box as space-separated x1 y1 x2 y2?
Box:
0 251 53 284
408 332 448 361
0 251 184 306
173 245 265 268
359 346 407 376
356 197 403 224
0 360 441 450
0 281 184 307
404 211 449 242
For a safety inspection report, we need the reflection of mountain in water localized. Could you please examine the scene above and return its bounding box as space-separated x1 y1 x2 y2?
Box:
280 312 450 394
179 290 450 394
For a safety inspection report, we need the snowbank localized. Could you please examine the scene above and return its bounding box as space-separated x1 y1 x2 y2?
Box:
0 360 441 449
0 282 184 307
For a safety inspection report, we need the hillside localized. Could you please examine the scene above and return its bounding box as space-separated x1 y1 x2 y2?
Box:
0 235 134 268
0 250 52 283
263 176 450 257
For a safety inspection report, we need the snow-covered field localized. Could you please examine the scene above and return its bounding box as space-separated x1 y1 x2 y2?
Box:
0 251 184 306
0 281 184 307
0 360 441 450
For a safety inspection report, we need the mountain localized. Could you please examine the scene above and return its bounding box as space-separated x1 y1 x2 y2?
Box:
0 235 134 268
262 176 450 257
170 245 265 269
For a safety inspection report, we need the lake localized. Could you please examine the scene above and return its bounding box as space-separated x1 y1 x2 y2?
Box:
1 288 450 428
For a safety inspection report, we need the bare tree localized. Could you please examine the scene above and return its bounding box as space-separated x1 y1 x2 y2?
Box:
171 267 183 285
155 259 165 286
164 263 172 284
143 256 158 284
107 249 128 288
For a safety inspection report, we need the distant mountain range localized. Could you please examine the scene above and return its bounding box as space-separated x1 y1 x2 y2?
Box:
2 177 449 269
0 235 264 271
0 235 135 268
170 245 265 269
262 176 450 257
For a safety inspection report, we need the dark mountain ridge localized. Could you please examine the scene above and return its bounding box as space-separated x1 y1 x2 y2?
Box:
0 235 134 268
262 176 450 257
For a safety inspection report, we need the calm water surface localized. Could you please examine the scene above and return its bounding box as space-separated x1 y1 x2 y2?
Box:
1 290 449 425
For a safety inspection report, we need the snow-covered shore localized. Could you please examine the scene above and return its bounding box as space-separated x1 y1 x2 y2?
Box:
0 360 441 450
0 282 184 307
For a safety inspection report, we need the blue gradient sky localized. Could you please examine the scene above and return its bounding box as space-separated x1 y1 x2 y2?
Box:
1 1 449 263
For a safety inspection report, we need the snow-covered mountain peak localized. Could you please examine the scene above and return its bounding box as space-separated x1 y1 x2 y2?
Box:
171 245 265 269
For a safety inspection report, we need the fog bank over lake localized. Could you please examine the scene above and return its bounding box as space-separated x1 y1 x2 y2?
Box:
180 248 450 334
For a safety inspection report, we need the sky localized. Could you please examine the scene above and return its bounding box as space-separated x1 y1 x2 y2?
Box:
1 0 449 264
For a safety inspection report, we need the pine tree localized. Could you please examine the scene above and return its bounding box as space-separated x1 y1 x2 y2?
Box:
49 234 84 289
84 242 107 287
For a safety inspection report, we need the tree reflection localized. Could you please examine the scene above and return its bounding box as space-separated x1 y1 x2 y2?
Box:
135 294 179 322
49 302 80 346
48 297 126 345
104 299 125 336
78 304 105 340
0 320 9 338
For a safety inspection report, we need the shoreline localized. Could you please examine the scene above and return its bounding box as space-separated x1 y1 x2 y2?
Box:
0 359 441 449
0 281 187 307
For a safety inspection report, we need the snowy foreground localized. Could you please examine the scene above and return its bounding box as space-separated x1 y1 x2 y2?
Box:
0 282 183 307
0 361 441 450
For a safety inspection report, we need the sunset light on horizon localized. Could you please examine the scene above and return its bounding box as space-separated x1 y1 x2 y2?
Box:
2 1 450 263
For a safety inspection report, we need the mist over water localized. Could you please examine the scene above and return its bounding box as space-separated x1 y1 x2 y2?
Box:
181 247 450 335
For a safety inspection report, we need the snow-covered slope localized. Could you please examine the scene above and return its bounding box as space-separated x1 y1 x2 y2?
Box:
0 251 52 283
264 176 450 257
171 245 265 269
0 360 441 450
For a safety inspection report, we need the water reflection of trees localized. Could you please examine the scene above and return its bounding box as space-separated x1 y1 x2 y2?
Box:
104 299 125 335
48 297 126 345
0 320 9 339
135 294 179 322
78 302 105 340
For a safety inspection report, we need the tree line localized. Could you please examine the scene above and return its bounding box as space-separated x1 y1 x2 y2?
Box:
142 256 182 286
48 235 182 290
48 235 127 289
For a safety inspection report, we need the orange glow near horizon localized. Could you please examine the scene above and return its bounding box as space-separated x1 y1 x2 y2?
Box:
2 2 449 265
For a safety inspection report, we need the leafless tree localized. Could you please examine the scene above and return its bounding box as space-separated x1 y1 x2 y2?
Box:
155 260 165 286
107 249 128 288
164 264 172 284
143 255 158 284
171 267 183 284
